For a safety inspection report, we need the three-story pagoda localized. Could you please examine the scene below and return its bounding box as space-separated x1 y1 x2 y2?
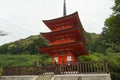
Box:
38 12 88 64
38 0 88 64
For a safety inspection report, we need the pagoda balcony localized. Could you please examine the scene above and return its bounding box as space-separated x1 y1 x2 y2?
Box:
49 38 75 46
52 25 72 32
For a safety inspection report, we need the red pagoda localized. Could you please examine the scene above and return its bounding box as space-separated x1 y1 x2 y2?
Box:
38 0 88 64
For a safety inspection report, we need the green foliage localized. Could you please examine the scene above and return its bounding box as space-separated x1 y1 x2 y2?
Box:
111 72 120 80
107 53 120 80
0 35 48 54
104 15 120 44
79 52 120 80
0 54 51 75
84 32 100 52
0 54 51 67
0 68 2 76
78 54 99 61
102 0 120 52
0 53 119 80
84 32 107 53
36 54 52 66
112 0 120 13
0 54 38 67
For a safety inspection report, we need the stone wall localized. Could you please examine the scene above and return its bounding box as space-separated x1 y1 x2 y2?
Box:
0 74 111 80
53 74 111 80
0 75 38 80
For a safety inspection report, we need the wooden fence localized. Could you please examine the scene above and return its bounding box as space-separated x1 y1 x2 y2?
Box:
2 61 109 75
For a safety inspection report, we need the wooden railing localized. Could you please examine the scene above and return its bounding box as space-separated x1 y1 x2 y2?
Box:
2 61 109 75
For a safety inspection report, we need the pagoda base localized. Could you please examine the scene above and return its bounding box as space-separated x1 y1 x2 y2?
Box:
53 74 111 80
0 74 111 80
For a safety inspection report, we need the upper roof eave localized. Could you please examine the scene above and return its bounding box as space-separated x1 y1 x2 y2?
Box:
42 12 84 31
43 12 78 22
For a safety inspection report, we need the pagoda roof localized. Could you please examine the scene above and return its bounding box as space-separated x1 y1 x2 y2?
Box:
41 27 84 42
43 12 84 31
38 40 88 56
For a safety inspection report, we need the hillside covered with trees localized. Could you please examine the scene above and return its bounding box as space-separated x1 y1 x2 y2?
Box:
0 31 119 55
0 32 120 80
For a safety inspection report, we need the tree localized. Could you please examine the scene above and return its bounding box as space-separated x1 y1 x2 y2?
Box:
112 0 120 14
103 0 120 52
0 31 7 36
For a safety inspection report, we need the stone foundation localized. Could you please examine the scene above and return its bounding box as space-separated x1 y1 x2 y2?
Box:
53 74 111 80
0 74 111 80
0 75 38 80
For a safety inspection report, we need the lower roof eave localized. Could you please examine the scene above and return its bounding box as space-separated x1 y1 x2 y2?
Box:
38 41 88 56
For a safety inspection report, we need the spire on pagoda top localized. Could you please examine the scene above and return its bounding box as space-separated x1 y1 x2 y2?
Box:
63 0 66 16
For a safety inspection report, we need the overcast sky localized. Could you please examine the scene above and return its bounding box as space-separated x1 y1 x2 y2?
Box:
0 0 114 45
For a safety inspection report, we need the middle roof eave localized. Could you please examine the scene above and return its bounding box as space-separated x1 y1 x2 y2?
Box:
40 27 83 40
41 26 81 35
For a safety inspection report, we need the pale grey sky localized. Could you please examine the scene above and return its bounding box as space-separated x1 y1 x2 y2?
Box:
0 0 114 45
